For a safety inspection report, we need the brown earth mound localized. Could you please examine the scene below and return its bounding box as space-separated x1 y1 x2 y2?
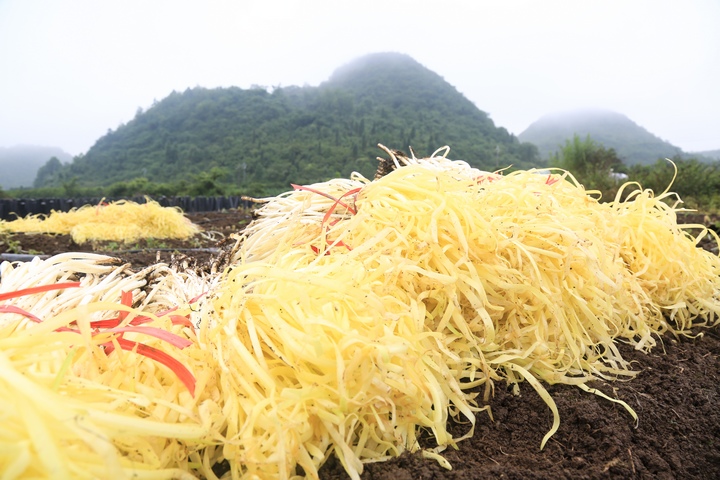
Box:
1 209 718 480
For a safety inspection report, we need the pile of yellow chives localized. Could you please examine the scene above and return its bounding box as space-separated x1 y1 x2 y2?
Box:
0 253 220 479
0 199 200 243
197 151 720 478
2 149 719 479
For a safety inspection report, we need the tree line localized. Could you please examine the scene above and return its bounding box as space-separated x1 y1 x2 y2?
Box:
550 134 720 212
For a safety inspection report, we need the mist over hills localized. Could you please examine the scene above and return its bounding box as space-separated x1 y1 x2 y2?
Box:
0 145 72 189
518 109 684 165
35 52 539 192
693 149 720 161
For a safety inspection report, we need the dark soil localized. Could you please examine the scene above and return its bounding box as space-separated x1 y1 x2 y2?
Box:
2 210 719 480
321 332 720 480
0 210 249 272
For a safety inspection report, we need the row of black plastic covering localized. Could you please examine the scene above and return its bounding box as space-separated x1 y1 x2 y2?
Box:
0 196 253 221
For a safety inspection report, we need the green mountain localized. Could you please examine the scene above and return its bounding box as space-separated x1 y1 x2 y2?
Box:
518 108 683 165
39 52 540 192
0 145 71 189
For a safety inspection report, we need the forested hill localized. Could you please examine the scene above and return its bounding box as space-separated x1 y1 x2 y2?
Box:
518 109 683 165
39 52 540 192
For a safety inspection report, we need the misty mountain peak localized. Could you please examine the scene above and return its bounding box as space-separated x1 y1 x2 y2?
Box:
326 52 425 84
519 108 681 165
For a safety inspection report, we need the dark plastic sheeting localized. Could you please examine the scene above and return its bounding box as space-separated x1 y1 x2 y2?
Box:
0 196 251 221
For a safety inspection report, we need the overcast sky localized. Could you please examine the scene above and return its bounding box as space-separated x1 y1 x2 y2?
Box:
1 0 718 157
